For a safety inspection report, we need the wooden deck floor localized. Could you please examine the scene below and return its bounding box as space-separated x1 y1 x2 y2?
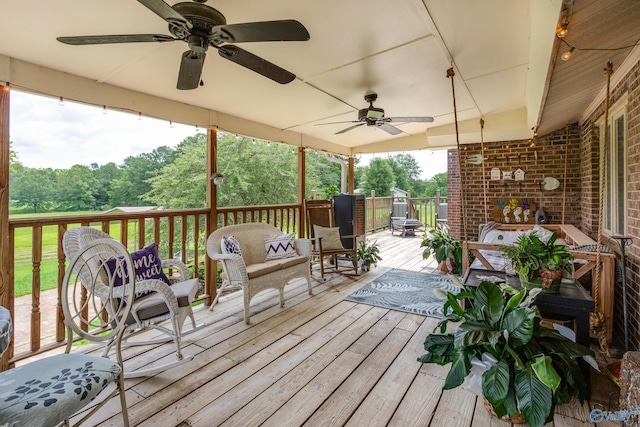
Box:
68 230 608 426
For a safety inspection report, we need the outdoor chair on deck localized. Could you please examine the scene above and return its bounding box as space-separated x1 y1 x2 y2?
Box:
304 199 359 280
0 238 132 427
62 226 202 378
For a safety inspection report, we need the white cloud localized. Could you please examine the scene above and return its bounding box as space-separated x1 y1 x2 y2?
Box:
9 91 198 169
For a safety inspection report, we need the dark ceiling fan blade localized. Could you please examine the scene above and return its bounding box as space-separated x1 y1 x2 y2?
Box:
177 50 205 90
57 34 175 45
386 116 434 123
315 121 360 126
137 0 192 29
336 123 365 134
218 45 295 84
377 123 403 135
213 20 310 43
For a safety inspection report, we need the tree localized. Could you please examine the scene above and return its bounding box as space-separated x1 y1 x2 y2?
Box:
424 172 448 197
386 157 409 191
110 146 177 206
10 167 56 212
217 134 298 206
91 162 122 210
56 165 99 210
145 133 302 209
362 158 394 196
145 136 207 209
305 151 343 197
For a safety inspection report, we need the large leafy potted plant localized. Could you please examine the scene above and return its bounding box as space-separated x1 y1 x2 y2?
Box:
421 228 462 274
418 280 593 427
498 231 574 293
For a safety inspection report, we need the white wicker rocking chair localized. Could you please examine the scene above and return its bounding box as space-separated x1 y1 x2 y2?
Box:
62 226 203 378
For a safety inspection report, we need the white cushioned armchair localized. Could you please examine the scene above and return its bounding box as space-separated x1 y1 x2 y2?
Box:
207 223 312 324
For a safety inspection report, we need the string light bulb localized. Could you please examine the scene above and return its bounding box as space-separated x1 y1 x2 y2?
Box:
138 112 142 120
556 22 569 38
169 120 174 128
561 46 575 61
58 96 65 106
102 105 107 114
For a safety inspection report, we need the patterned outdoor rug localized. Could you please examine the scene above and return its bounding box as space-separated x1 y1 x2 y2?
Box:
344 269 461 318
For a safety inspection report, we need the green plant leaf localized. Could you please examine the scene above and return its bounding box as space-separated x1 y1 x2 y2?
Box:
487 330 502 349
474 281 504 326
505 289 526 311
446 292 465 316
515 368 553 427
502 307 535 346
482 359 510 406
443 350 471 390
454 322 489 348
420 334 455 365
531 355 561 392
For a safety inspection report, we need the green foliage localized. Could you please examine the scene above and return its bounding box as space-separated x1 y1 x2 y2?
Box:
323 184 340 200
216 134 299 207
498 231 574 283
424 172 448 197
90 162 122 209
305 152 345 197
357 240 382 270
56 164 100 210
420 228 462 274
10 167 56 212
418 281 593 427
110 145 178 206
145 135 208 208
362 158 394 196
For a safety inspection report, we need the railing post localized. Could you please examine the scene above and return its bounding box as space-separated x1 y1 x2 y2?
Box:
298 147 306 237
371 190 376 231
435 189 441 227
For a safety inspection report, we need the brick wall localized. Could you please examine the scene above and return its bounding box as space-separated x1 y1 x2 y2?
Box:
447 125 582 241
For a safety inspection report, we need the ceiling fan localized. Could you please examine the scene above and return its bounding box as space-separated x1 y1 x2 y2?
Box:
56 0 310 90
317 92 434 135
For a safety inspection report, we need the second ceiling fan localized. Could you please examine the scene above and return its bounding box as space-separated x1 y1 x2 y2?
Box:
318 92 434 135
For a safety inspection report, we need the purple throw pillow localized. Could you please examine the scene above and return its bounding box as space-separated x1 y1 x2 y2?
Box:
106 243 171 298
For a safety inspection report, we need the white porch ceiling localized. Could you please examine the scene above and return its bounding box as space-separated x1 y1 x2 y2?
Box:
0 0 637 156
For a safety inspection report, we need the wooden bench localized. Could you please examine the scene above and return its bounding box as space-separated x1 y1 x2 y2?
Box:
462 224 616 341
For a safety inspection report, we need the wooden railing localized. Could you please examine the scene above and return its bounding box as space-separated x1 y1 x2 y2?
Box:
3 195 445 368
217 203 302 234
7 208 210 366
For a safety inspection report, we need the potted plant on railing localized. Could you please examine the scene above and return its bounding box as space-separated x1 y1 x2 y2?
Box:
498 231 574 293
421 228 462 274
357 240 382 272
418 279 593 427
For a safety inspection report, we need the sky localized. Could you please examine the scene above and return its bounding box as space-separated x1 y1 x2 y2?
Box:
9 90 448 179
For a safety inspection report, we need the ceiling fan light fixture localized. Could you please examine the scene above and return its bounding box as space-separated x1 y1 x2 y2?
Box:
366 108 385 120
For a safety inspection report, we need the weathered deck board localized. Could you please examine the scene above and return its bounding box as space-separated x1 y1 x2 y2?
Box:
55 230 597 426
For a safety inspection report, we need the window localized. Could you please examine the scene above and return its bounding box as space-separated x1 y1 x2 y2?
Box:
599 95 627 236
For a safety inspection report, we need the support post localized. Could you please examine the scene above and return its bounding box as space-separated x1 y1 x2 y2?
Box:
0 84 10 370
206 127 218 306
